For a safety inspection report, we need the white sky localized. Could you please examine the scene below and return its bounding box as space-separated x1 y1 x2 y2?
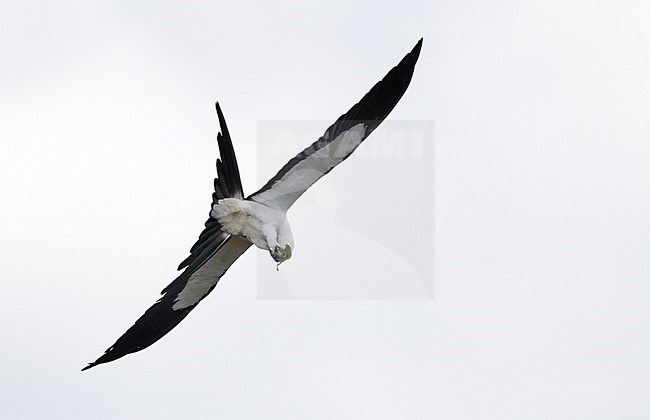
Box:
2 0 650 418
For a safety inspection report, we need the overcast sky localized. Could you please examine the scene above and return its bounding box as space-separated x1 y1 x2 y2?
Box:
2 1 650 419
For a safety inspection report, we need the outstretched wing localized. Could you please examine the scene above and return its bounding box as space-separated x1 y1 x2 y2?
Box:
248 38 422 211
82 103 250 370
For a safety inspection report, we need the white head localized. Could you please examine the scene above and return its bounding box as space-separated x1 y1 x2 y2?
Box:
213 198 296 268
270 219 294 268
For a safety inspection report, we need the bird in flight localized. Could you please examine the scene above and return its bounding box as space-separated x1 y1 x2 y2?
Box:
82 38 422 370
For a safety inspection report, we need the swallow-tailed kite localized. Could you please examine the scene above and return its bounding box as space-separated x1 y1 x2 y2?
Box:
82 38 422 370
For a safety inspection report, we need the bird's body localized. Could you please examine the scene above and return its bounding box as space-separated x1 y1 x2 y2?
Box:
211 198 294 265
82 38 422 370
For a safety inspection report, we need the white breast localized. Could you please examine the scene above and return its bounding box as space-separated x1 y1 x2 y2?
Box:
211 198 294 251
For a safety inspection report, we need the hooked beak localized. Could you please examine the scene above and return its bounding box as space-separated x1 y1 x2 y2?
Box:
272 245 292 270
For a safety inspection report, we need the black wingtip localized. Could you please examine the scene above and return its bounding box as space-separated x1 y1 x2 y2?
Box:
82 358 103 371
215 102 225 124
416 38 423 53
81 352 115 371
407 38 423 65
